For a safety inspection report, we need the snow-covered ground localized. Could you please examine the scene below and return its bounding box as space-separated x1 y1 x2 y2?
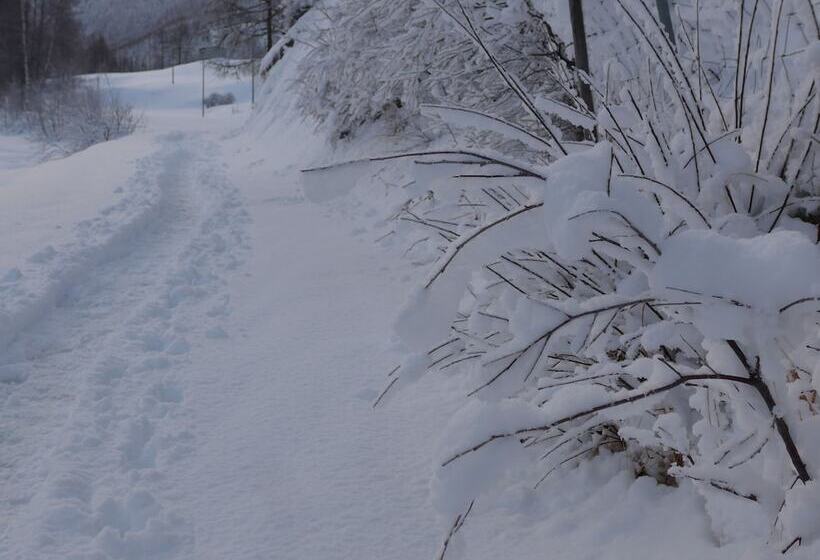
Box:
0 54 451 559
100 61 256 125
0 134 42 171
2 35 813 560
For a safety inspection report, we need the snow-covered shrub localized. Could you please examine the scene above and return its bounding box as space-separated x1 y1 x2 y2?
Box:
23 78 141 154
296 0 571 140
362 0 820 553
204 91 236 107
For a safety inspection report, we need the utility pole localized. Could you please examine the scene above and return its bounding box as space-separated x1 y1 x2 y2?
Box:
199 46 224 118
656 0 676 45
251 45 256 106
568 0 594 114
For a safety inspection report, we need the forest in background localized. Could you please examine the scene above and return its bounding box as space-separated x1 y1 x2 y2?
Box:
0 0 314 109
0 0 313 153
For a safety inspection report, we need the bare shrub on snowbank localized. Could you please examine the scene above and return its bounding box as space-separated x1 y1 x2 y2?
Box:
19 78 141 155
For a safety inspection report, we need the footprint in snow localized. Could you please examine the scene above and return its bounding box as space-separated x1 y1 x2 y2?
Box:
150 381 184 404
205 325 228 339
0 363 28 384
1 268 22 282
29 245 57 263
165 338 190 355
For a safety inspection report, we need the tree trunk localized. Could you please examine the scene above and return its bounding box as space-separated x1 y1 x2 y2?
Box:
34 0 46 81
160 28 165 68
20 0 30 108
655 0 676 45
567 0 594 113
266 1 273 51
42 5 58 78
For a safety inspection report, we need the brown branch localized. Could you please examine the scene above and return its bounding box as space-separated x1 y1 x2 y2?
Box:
443 370 758 467
465 298 655 397
569 209 661 256
726 340 812 483
422 103 553 150
436 500 475 560
779 297 820 314
302 149 546 180
620 174 712 228
754 0 785 173
424 203 544 289
372 377 399 409
500 254 572 298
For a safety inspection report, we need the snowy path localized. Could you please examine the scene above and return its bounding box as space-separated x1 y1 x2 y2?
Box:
2 134 202 521
171 163 447 559
1 129 250 558
2 90 450 557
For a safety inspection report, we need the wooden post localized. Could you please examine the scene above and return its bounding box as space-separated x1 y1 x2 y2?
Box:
656 0 676 46
249 44 256 107
172 66 175 85
568 0 594 113
202 60 205 118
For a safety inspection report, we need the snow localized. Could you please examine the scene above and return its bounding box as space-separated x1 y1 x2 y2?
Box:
651 229 820 338
0 45 450 560
93 60 256 132
0 132 158 348
2 6 818 560
0 134 42 171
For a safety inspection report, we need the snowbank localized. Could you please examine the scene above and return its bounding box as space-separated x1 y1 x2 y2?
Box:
0 133 159 348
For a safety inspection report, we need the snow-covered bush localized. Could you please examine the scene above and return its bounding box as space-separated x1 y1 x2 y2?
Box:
355 0 820 554
22 78 141 154
204 91 236 107
296 0 571 140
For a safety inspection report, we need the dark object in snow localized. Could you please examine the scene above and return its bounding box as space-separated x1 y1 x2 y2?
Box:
204 92 235 108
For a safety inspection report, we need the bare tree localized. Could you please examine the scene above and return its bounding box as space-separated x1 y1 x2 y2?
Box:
1 0 84 110
209 0 286 51
20 0 31 107
169 21 192 65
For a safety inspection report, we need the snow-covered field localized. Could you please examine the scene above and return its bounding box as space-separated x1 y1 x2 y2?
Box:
1 17 817 560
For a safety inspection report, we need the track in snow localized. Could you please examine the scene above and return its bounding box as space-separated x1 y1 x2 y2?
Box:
1 131 248 559
3 51 452 558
